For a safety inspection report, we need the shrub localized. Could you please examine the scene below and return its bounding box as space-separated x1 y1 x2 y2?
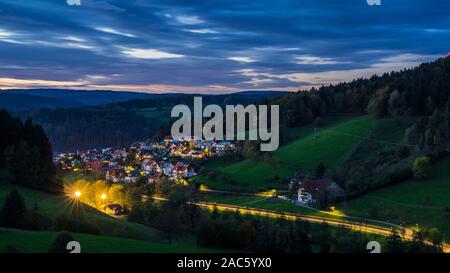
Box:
0 190 27 228
222 176 237 185
48 231 75 253
23 210 52 231
208 170 219 180
427 228 443 246
127 205 147 225
314 162 326 179
412 156 431 179
198 167 209 176
313 117 322 127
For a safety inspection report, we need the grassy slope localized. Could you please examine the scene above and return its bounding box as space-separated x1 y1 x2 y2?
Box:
195 116 374 192
0 183 161 242
338 156 450 239
200 193 340 219
0 183 231 252
0 228 222 253
273 116 374 170
198 118 418 227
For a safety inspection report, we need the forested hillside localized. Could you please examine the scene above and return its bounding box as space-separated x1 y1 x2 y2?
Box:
273 56 450 128
15 92 284 152
25 107 160 152
270 56 450 196
0 110 61 192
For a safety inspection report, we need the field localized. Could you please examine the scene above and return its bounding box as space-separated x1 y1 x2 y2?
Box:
198 193 388 247
199 193 343 220
273 116 374 171
0 228 222 253
0 183 163 242
195 116 374 192
338 156 450 240
0 183 235 252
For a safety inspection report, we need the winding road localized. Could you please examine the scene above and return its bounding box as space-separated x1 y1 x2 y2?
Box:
151 195 450 253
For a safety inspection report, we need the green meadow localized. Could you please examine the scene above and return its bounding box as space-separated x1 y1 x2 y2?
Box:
338 156 450 241
0 228 223 253
0 183 164 242
0 183 233 252
195 116 374 192
199 193 340 219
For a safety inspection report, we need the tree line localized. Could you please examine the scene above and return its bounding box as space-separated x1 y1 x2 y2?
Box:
272 56 450 129
268 57 450 196
0 109 61 192
20 107 162 152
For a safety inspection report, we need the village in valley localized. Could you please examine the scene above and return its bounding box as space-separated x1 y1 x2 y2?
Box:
55 134 348 211
55 136 236 186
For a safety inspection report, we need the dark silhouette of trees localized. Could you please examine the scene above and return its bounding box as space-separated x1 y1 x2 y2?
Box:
48 231 75 253
386 230 404 253
272 56 450 128
0 190 27 228
412 156 431 179
0 110 61 192
314 162 326 179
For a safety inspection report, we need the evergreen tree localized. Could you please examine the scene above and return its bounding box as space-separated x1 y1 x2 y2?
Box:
386 230 404 253
48 231 75 253
0 190 27 228
0 110 60 192
412 156 431 179
428 227 443 246
314 162 326 178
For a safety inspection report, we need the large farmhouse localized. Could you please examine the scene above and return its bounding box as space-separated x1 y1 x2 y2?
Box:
290 175 346 206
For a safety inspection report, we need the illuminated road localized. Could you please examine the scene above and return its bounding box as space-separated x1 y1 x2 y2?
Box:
151 196 450 253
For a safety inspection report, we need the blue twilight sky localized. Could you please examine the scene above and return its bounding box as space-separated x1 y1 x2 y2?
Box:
0 0 449 93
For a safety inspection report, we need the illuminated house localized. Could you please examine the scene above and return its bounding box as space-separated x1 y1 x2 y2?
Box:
86 160 103 172
298 178 346 203
104 204 123 215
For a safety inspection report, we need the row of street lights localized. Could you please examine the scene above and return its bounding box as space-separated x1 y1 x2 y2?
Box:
72 191 107 200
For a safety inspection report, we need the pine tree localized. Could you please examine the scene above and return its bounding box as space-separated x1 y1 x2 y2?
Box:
48 231 75 253
386 230 404 253
0 190 27 228
0 110 60 192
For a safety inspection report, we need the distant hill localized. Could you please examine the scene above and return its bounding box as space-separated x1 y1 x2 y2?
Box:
0 93 83 110
107 91 287 110
0 89 158 109
9 91 286 152
0 89 288 111
233 90 289 96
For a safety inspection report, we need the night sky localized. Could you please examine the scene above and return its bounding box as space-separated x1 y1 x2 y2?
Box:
0 0 449 93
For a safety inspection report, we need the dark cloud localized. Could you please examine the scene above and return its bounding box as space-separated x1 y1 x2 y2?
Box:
0 0 448 92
